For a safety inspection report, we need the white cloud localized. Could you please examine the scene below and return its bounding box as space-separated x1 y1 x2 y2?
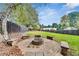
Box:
65 3 79 9
38 8 58 25
39 8 57 20
66 10 76 15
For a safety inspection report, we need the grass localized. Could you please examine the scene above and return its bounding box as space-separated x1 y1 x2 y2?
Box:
27 31 79 56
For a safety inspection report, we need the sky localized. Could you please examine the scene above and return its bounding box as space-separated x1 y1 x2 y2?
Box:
32 3 79 25
0 4 7 12
0 3 79 26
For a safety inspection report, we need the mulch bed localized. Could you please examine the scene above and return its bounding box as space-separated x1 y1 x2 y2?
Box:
0 42 23 56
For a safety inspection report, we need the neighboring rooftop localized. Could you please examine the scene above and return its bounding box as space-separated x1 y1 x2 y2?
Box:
63 27 78 30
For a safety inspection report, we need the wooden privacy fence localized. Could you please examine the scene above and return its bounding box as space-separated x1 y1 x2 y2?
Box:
6 21 28 41
7 21 21 33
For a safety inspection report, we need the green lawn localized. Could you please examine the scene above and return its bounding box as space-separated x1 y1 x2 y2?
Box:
27 31 79 56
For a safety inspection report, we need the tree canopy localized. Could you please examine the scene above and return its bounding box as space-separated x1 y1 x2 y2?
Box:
8 4 40 30
60 12 79 30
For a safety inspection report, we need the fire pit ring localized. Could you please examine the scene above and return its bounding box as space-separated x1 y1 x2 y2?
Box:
31 35 43 45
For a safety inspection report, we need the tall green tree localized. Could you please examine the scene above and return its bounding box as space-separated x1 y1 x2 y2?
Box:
10 4 39 30
60 12 79 29
52 23 58 28
0 3 39 42
60 15 70 29
57 24 62 30
68 12 79 29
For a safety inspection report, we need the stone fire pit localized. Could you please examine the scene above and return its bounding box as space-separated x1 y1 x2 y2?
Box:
31 35 43 45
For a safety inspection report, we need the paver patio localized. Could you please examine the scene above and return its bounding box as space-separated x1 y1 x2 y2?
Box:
17 37 62 56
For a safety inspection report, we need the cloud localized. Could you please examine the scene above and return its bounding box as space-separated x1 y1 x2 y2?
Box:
38 8 58 25
62 3 79 15
39 8 57 18
66 10 76 15
65 3 79 9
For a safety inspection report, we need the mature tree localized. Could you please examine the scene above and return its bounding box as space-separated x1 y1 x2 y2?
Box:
1 3 39 42
68 12 79 29
52 23 58 28
47 25 51 28
60 12 79 29
1 4 19 41
57 24 62 30
10 4 39 30
60 15 70 29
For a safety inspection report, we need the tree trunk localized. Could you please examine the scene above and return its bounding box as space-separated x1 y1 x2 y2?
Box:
2 17 9 41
